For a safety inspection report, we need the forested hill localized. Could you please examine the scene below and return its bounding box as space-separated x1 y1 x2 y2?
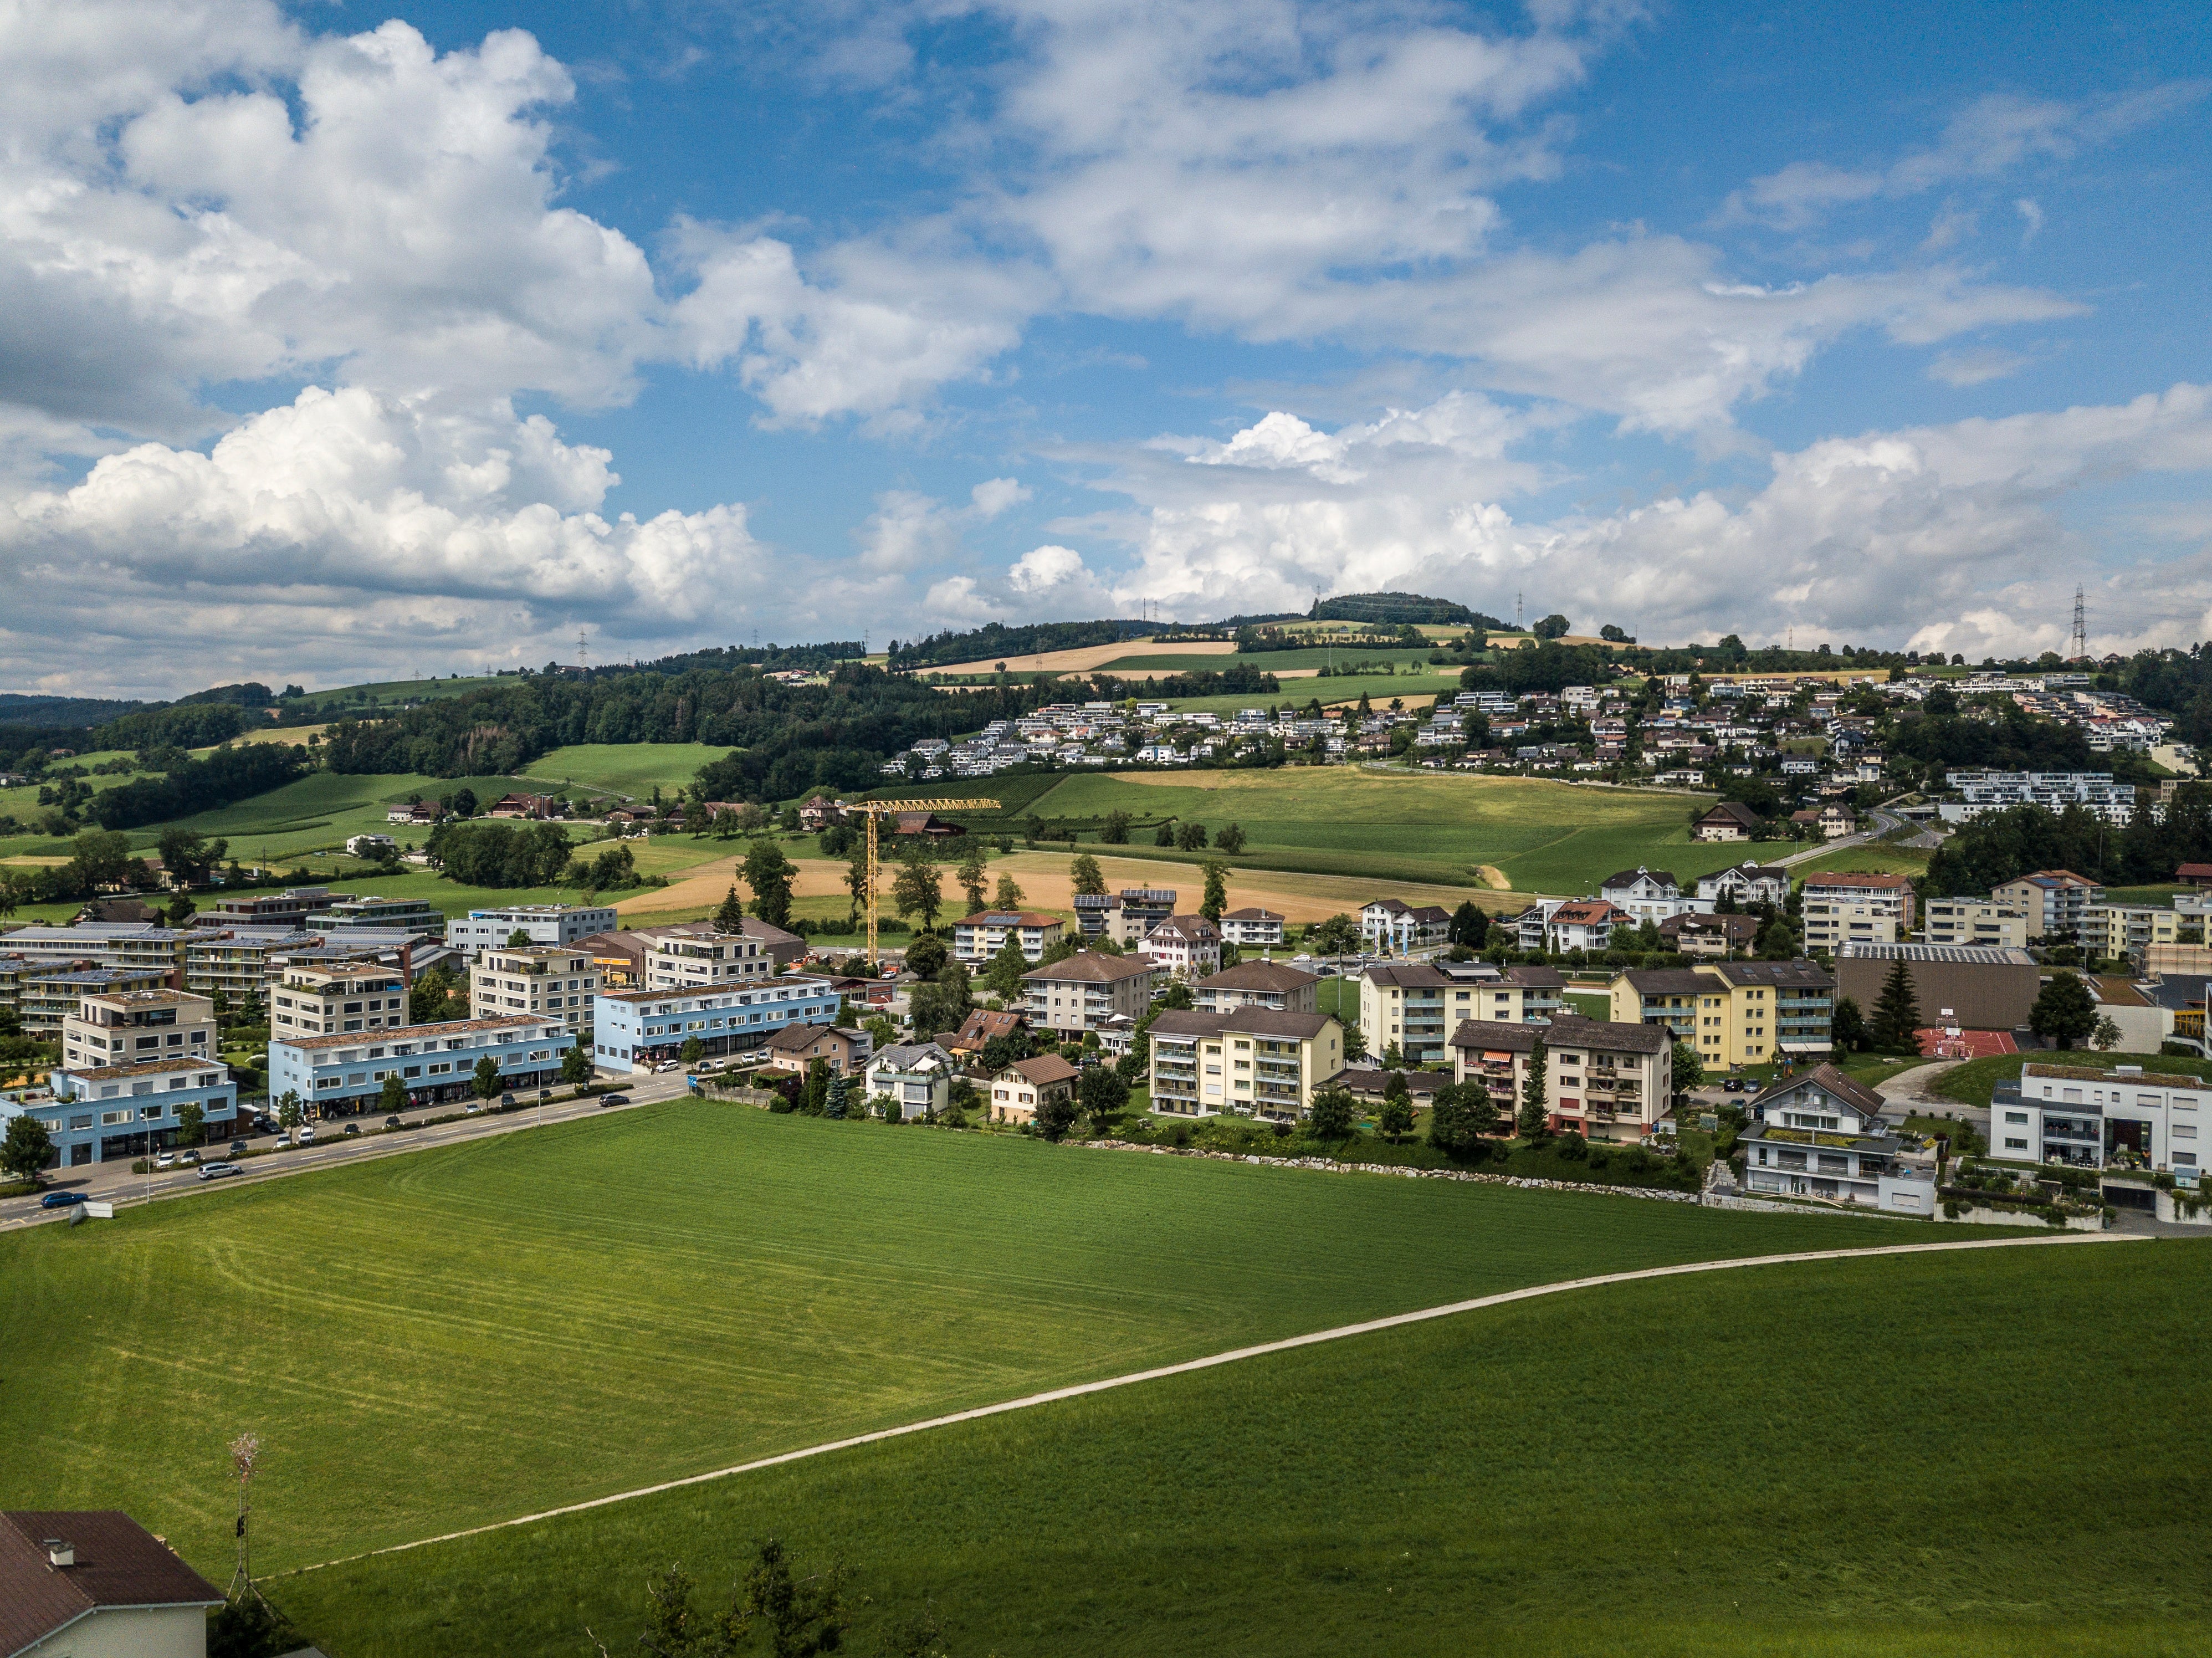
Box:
322 663 1066 800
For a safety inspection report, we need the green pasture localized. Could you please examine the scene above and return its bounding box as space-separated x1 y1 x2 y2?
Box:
280 675 503 717
1933 1050 2212 1110
270 1236 2206 1658
1007 770 1725 894
149 770 535 862
0 1104 1959 1584
1788 843 1933 881
521 743 734 801
1165 672 1462 713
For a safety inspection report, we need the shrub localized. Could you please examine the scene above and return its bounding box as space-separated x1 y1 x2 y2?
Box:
1555 1131 1588 1162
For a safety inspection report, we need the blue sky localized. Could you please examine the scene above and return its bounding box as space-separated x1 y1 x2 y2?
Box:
0 0 2206 693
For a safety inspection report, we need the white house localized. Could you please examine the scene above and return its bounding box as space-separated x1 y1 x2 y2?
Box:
1140 914 1222 979
864 1041 957 1120
1596 867 1710 923
1217 906 1286 948
1737 1065 1936 1214
0 1509 224 1657
1996 1060 2205 1180
1360 898 1451 954
1696 862 1791 909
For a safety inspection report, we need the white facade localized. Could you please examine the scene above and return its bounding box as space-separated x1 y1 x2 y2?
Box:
2000 1061 2204 1179
446 904 619 958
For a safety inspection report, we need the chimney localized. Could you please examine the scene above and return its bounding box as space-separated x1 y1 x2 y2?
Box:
44 1538 74 1567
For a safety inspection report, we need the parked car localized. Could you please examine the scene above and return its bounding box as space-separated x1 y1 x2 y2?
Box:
383 1115 403 1129
39 1191 86 1209
652 1060 680 1073
155 1151 176 1169
1724 1078 1744 1093
465 1101 483 1114
228 1138 249 1156
342 1123 361 1137
198 1162 242 1181
598 1093 629 1108
536 1088 552 1102
298 1125 317 1144
273 1132 291 1148
500 1092 518 1109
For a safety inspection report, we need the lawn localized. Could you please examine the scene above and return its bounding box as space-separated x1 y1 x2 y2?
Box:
521 743 734 802
1933 1050 2212 1109
0 1104 1963 1584
1011 769 1724 894
1786 843 1933 881
270 1236 2209 1658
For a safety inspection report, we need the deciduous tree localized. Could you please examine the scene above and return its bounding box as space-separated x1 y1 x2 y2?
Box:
741 839 797 929
1069 853 1106 895
892 843 944 932
992 873 1025 910
1307 1086 1356 1140
2 1114 53 1182
956 841 989 913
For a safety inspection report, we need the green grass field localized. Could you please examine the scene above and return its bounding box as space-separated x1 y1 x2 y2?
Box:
151 769 537 862
0 1104 1976 1592
1100 649 1442 676
1165 672 1462 713
1003 770 1723 893
1933 1050 2212 1109
521 743 733 801
1786 843 1933 881
270 1236 2212 1658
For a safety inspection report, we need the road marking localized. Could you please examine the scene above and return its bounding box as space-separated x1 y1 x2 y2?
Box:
276 1230 2138 1578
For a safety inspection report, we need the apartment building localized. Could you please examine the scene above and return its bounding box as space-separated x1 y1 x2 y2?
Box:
1996 1060 2205 1178
22 1052 239 1166
1922 898 2028 949
1192 960 1319 1014
270 1015 576 1112
1799 872 1916 953
1140 915 1222 978
1217 906 1286 948
1146 1008 1342 1120
180 927 320 1003
1609 959 1834 1068
19 966 172 1033
640 922 782 991
1991 869 2103 941
0 922 181 978
470 945 599 1037
592 975 841 1074
60 988 216 1075
1022 951 1159 1036
2079 903 2180 965
1446 1015 1671 1143
950 909 1067 965
319 895 447 937
445 903 619 958
1359 961 1565 1068
1738 1067 1934 1213
1359 898 1452 954
270 963 412 1040
202 886 348 927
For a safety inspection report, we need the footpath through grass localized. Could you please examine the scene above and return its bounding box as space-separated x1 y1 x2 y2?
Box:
0 1104 1960 1580
276 1237 2206 1658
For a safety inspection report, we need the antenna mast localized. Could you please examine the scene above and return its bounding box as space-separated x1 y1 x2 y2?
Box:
1515 591 1524 632
2069 586 2087 662
576 628 588 669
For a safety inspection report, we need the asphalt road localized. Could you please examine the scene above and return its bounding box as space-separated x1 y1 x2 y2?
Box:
0 1068 699 1234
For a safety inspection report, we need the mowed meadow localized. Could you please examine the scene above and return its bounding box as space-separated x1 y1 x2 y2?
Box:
278 1237 2212 1658
0 1103 1962 1578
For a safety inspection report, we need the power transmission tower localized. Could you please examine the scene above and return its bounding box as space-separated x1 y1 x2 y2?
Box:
1515 591 1524 631
576 628 588 668
2069 586 2087 661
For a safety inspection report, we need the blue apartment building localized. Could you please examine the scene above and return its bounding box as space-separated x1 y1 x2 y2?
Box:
593 975 841 1073
268 1014 576 1113
4 1058 238 1167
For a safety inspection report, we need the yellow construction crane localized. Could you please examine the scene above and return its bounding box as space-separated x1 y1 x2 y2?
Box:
849 798 1000 968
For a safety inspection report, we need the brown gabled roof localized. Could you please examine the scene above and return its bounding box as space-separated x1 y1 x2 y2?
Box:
0 1512 222 1656
1447 1014 1670 1055
1002 1054 1081 1087
1147 1008 1337 1041
950 1007 1025 1049
1698 801 1764 827
1750 1062 1886 1120
1195 960 1318 993
1022 951 1156 984
760 1022 851 1053
1219 906 1284 921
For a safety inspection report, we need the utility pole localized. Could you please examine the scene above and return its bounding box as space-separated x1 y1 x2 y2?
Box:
227 1434 262 1602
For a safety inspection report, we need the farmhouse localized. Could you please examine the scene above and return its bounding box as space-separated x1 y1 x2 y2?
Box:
1692 801 1764 842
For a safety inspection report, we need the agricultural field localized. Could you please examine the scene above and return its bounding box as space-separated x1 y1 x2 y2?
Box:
1165 672 1461 713
1097 648 1444 675
276 1232 2212 1658
153 770 536 862
521 743 733 801
279 674 503 718
1788 843 1933 881
996 769 1725 895
0 1104 1949 1594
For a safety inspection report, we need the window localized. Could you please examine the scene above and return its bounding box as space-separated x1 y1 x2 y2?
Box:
2004 1111 2028 1124
2004 1136 2027 1150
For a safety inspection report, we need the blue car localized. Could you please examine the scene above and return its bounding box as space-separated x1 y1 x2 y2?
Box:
39 1191 87 1209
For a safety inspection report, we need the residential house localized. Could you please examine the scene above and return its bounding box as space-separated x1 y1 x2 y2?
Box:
1357 961 1561 1068
1799 872 1917 953
1193 960 1319 1014
950 909 1067 965
639 921 785 991
1999 1060 2204 1178
1738 1066 1934 1213
944 1006 1026 1061
798 795 845 830
1023 951 1159 1036
2079 903 2180 966
203 886 349 927
1657 912 1759 958
863 1042 957 1119
1146 1009 1342 1120
760 1022 871 1076
1140 915 1222 978
1446 1015 1672 1142
469 945 598 1038
591 975 840 1074
1696 863 1791 908
1788 802 1857 839
1217 906 1286 948
988 1053 1081 1124
1921 898 2029 950
1542 899 1626 954
269 1014 577 1112
0 1509 225 1655
1692 801 1765 842
1597 867 1707 923
1360 898 1453 954
1991 869 2105 942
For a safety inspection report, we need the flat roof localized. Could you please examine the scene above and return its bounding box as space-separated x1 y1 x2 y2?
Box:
62 1055 227 1083
273 1015 551 1052
1836 943 2037 966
